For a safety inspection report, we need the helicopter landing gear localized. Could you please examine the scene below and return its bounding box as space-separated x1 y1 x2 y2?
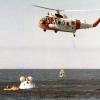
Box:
73 33 76 37
43 29 46 32
54 30 57 33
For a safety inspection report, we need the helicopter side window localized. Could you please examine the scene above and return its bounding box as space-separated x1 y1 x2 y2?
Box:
63 21 66 25
53 18 57 24
58 20 61 25
66 22 69 26
71 21 75 25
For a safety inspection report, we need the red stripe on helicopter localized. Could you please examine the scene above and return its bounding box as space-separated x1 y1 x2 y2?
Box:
93 18 100 27
39 22 50 30
76 20 81 29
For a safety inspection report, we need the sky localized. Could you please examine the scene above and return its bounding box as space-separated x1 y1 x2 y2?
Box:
0 0 100 69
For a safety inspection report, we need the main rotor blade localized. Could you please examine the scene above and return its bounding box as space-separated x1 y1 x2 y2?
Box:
65 9 100 12
32 5 63 11
32 5 100 13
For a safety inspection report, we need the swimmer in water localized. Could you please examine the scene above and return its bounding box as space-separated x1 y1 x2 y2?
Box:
59 69 65 80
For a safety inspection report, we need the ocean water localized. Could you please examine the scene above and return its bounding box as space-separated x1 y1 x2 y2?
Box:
0 69 100 100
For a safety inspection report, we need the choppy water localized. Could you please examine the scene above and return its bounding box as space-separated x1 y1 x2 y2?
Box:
0 69 100 100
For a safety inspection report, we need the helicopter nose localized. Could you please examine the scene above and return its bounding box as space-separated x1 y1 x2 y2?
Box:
38 20 49 30
38 20 43 27
38 20 45 28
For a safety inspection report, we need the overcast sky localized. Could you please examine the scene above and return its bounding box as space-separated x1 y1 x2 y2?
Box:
0 0 100 69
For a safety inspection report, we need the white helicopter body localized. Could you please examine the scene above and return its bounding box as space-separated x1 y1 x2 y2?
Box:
33 5 100 37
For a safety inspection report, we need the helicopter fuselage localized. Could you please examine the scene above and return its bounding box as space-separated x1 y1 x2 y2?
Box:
33 5 100 36
38 16 93 35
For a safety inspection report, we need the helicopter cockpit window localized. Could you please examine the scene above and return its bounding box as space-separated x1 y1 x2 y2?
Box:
42 17 48 22
41 16 50 23
41 18 47 24
42 18 46 21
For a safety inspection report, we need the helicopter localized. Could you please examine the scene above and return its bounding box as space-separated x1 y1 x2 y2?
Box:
32 5 100 37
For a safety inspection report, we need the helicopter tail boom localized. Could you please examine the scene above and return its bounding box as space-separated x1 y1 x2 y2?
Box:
93 18 100 27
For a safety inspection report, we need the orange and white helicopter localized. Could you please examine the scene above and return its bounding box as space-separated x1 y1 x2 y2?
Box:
33 5 100 37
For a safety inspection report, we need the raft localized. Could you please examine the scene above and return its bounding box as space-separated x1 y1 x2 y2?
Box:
3 86 19 91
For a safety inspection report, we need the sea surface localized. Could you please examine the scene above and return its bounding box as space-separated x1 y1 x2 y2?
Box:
0 69 100 100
